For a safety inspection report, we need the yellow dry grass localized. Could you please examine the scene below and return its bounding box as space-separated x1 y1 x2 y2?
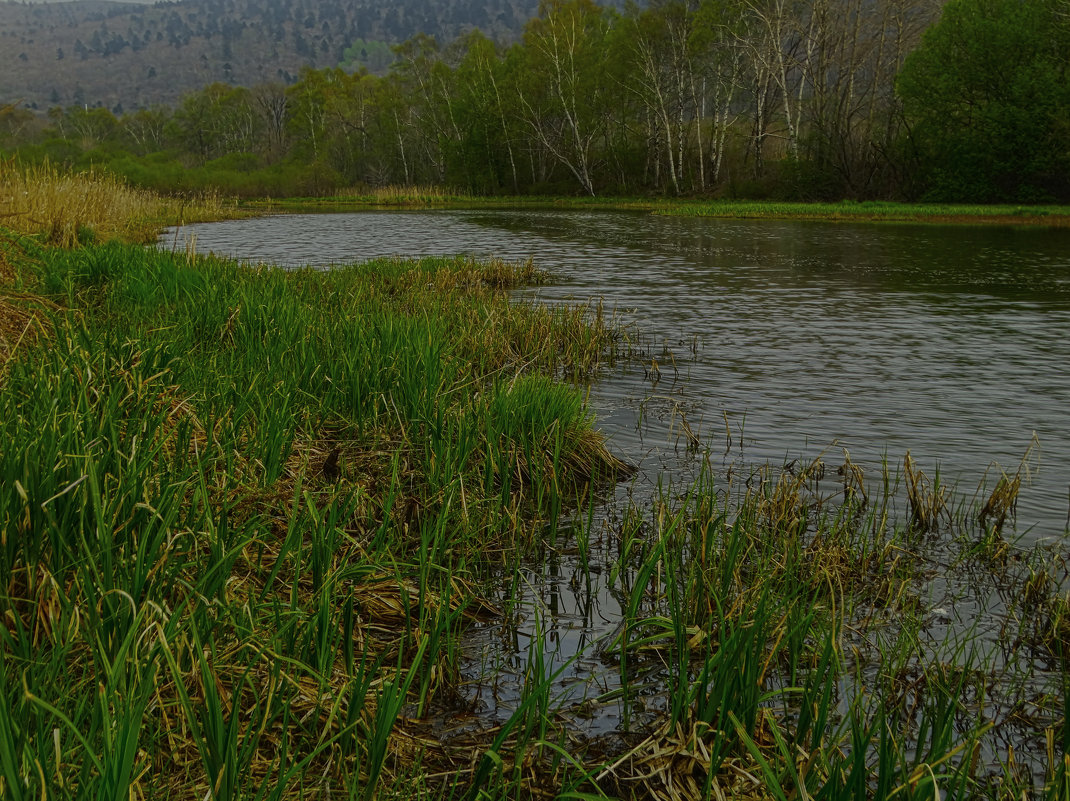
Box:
0 159 165 245
0 159 236 246
335 184 471 204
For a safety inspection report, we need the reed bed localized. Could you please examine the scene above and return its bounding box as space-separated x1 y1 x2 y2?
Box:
0 159 236 245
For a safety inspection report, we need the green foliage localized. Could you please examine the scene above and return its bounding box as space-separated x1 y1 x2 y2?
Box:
7 0 1070 201
897 0 1070 201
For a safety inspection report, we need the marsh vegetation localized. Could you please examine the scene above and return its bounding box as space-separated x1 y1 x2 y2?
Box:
1 173 1068 799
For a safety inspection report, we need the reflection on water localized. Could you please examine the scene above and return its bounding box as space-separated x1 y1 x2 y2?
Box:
162 210 1070 743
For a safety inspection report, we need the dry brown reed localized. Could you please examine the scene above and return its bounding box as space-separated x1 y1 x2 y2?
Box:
904 451 949 531
0 159 163 245
837 448 867 505
336 184 471 204
0 160 235 245
978 434 1039 534
598 719 773 801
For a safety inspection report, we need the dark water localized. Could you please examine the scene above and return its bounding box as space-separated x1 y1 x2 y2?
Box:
163 210 1070 744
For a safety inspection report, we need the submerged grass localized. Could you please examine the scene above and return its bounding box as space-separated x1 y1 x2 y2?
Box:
582 447 1069 801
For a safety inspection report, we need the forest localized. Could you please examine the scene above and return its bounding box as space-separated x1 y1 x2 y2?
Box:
3 0 1070 202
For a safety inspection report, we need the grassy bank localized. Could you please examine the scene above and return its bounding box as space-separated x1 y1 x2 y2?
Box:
9 158 1069 230
0 232 629 799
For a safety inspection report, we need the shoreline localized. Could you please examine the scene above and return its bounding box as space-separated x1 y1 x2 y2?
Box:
2 173 1069 797
237 195 1070 227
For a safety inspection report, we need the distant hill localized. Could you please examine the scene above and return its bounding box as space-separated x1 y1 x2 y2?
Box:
0 0 542 111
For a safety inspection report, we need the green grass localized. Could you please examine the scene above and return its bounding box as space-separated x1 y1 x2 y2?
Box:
0 234 626 799
1 227 1066 800
662 198 1070 224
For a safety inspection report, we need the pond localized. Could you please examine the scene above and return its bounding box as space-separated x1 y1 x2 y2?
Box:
162 209 1070 769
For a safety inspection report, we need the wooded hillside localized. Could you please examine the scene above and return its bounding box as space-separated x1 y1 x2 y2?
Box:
4 0 1068 202
0 0 541 110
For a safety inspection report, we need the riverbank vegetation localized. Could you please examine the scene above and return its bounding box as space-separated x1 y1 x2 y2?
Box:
0 228 632 799
2 182 1069 797
248 193 1070 226
3 0 1070 204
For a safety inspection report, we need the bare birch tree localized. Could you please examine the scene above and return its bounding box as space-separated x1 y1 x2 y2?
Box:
516 0 611 196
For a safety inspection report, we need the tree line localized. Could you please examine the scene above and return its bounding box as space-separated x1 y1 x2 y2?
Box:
3 0 1069 202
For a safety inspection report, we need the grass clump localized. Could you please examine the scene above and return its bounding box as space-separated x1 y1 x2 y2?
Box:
0 159 236 245
0 234 626 799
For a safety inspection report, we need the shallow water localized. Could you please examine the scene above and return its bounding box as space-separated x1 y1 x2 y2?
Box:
162 209 1070 743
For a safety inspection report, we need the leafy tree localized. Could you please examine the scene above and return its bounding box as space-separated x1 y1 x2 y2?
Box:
453 30 522 192
66 106 120 149
286 68 334 162
517 0 616 195
392 34 459 183
617 1 708 195
897 0 1070 201
171 83 259 162
120 106 171 155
